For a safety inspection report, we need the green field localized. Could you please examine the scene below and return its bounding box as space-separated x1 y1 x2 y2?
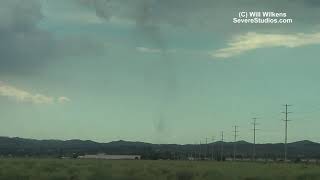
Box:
0 159 320 180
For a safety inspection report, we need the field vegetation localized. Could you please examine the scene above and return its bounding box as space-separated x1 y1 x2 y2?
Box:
0 158 320 180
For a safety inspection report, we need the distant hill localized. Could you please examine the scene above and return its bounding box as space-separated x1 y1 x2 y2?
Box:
0 136 319 160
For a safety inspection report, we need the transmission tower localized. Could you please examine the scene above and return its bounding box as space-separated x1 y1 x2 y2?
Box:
220 131 224 161
205 137 208 159
211 136 215 160
233 126 239 161
199 140 202 160
282 104 292 161
252 118 259 160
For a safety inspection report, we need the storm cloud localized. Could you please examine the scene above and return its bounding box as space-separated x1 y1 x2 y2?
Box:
0 0 107 75
74 0 320 36
0 0 55 74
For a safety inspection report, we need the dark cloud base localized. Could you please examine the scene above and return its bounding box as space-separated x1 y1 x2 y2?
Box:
2 0 319 75
0 0 107 75
0 0 51 74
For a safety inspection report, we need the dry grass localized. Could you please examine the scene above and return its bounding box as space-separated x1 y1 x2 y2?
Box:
0 158 319 180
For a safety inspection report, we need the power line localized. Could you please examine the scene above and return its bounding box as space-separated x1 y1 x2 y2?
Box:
293 104 320 116
282 104 292 162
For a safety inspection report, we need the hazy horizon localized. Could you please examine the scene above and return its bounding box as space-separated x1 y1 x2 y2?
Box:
1 0 320 144
0 135 317 145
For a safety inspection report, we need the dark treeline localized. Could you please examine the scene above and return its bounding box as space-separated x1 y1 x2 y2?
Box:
0 137 320 160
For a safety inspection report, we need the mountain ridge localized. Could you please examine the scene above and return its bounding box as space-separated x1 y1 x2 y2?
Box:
2 136 318 146
0 136 319 159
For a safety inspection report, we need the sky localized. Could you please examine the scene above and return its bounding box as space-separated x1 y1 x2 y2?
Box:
0 0 320 144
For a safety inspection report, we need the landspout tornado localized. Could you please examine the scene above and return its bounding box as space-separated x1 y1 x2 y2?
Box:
77 0 177 141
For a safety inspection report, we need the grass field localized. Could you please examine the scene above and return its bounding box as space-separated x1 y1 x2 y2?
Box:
0 159 320 180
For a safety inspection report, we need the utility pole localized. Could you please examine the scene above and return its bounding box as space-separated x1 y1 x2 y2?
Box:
194 142 197 160
205 137 208 160
220 131 224 161
199 141 202 160
233 126 239 161
211 136 215 160
282 104 292 162
252 118 259 161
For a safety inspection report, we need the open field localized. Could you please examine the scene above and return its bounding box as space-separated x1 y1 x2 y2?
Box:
0 159 320 180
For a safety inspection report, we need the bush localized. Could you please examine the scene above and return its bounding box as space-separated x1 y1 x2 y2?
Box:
176 171 194 180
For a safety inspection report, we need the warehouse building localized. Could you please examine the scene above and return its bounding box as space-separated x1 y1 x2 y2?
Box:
78 153 141 160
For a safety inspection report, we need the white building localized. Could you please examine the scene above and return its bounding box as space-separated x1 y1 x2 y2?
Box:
78 154 141 160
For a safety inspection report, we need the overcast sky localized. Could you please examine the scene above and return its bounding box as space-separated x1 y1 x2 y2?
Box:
1 0 320 144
